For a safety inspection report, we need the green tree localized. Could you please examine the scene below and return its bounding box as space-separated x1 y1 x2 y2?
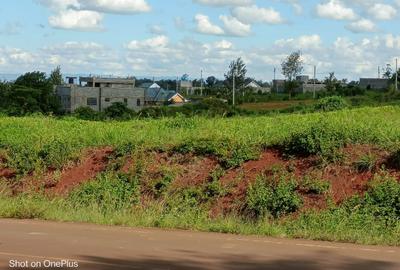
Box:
11 71 61 114
224 57 247 97
206 76 217 87
49 66 63 86
383 64 392 79
281 51 303 99
324 72 339 92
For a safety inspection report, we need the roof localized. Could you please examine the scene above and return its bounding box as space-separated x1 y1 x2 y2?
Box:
246 81 261 88
145 87 187 103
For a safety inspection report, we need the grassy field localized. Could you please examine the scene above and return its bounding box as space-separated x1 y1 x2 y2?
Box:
239 100 316 111
1 106 400 246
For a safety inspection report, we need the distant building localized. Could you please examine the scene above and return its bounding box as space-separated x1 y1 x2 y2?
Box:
359 78 389 90
272 80 286 93
180 80 194 95
56 77 145 113
245 81 271 93
144 83 188 106
296 75 309 84
299 83 326 93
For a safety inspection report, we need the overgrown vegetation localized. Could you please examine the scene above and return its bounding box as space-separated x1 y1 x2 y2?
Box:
1 106 400 245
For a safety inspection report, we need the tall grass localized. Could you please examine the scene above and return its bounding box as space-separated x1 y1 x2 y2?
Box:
2 106 400 172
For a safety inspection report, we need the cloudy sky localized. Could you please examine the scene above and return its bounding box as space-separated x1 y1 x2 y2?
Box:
1 0 400 81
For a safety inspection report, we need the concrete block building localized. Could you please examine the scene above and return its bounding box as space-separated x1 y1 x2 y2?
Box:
56 77 145 113
359 78 390 90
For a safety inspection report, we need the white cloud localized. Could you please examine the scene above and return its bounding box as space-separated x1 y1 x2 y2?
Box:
194 14 225 35
219 15 251 36
126 35 169 51
193 0 252 7
79 0 151 14
275 34 323 50
367 4 397 20
316 0 357 20
232 5 285 24
38 0 151 31
49 9 103 31
345 19 377 33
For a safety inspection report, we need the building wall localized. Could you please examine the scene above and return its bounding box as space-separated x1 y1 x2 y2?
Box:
56 85 145 112
359 78 389 90
300 83 326 93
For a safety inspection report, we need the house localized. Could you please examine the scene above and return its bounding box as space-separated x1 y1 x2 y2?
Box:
359 78 389 90
180 80 194 95
144 83 188 105
56 77 145 113
245 81 271 93
272 80 286 93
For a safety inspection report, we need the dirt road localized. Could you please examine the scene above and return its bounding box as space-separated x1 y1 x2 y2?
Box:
0 219 399 270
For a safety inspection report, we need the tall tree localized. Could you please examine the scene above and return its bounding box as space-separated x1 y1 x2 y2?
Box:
49 66 63 86
206 76 217 87
281 51 303 98
324 72 339 92
224 57 247 90
383 64 392 79
13 71 60 114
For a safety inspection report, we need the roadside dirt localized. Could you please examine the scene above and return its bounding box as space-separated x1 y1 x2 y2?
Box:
4 144 400 215
49 147 113 194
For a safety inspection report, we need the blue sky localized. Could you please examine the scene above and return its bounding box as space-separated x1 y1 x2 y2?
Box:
1 0 400 81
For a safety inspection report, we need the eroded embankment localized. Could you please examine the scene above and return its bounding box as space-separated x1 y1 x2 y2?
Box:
1 144 399 216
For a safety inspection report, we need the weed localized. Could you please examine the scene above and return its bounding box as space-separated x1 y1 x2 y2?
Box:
354 153 377 172
299 177 330 195
246 173 302 218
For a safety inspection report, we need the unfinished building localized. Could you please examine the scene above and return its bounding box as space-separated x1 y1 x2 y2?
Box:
56 77 145 113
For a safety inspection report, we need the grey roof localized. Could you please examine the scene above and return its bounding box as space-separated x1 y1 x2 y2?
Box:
145 87 179 102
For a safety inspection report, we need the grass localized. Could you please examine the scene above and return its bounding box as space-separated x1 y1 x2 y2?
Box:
239 100 316 111
2 106 400 246
2 106 400 173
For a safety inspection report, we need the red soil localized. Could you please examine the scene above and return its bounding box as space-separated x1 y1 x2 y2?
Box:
50 147 113 194
173 157 218 188
212 145 398 216
0 168 16 179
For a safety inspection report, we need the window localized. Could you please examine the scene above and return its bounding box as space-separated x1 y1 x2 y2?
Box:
137 99 141 107
87 97 97 106
124 98 128 104
105 98 110 102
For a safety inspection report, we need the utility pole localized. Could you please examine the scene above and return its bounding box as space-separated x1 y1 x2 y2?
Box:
396 58 398 92
313 65 316 99
273 67 276 93
176 77 178 93
232 67 236 107
200 69 203 96
378 66 381 78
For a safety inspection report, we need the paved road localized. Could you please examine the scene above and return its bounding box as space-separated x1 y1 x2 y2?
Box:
0 219 399 270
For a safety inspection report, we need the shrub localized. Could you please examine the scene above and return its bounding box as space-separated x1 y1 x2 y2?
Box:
74 107 101 121
284 121 346 162
104 102 136 120
69 173 140 211
314 96 348 112
343 174 400 222
299 177 330 194
354 153 377 172
246 174 302 218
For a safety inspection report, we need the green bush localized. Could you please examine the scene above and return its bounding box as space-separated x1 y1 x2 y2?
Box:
68 173 140 211
284 121 346 161
299 177 330 194
104 102 136 120
74 107 102 121
246 174 302 218
314 96 348 112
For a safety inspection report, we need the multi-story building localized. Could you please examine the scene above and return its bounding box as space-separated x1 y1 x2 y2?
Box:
56 77 145 113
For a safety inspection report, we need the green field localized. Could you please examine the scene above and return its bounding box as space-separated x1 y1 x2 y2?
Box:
1 106 400 246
